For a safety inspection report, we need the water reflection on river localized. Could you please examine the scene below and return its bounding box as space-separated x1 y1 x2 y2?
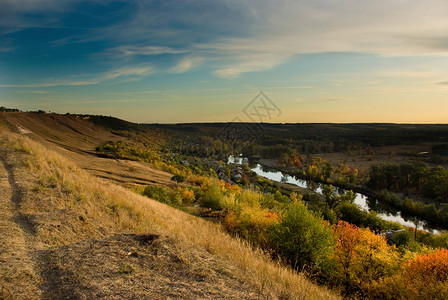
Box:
228 155 439 233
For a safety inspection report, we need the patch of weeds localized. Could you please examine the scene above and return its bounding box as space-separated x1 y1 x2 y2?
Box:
117 263 139 274
77 193 87 202
37 174 59 189
32 185 43 193
14 145 32 154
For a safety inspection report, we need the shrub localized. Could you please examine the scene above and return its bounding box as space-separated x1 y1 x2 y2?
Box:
267 201 335 272
223 207 279 247
171 174 186 183
180 188 195 205
201 181 224 210
142 185 182 206
370 249 448 299
390 230 413 249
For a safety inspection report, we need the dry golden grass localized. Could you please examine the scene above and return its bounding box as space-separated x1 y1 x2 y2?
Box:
0 130 340 299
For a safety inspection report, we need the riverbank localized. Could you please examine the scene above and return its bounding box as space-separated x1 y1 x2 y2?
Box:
254 159 444 232
258 158 376 197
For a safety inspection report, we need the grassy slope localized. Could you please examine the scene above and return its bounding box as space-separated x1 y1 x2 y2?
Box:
0 121 339 299
0 112 175 189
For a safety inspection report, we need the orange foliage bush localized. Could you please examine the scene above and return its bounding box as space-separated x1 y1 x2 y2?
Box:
368 249 448 299
403 248 448 283
180 188 195 205
224 182 241 193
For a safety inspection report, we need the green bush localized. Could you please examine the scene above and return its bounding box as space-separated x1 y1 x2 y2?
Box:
201 181 224 210
143 185 182 206
267 201 334 271
171 174 186 183
390 230 413 248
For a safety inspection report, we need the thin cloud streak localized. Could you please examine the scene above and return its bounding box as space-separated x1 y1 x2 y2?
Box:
104 45 188 58
0 66 153 88
169 57 203 73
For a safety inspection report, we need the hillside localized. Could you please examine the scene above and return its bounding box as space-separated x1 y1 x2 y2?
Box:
0 112 339 299
0 112 173 188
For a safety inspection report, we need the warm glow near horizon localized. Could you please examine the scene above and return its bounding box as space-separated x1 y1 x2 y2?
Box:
1 0 448 123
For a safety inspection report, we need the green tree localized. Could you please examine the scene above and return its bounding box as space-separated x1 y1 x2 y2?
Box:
322 161 335 181
322 185 355 210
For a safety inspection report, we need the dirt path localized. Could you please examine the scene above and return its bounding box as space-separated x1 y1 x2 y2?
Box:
0 149 42 299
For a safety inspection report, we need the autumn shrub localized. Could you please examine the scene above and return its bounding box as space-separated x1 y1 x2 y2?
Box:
390 229 414 249
400 249 448 298
142 185 182 206
267 201 335 272
201 181 224 210
237 189 263 209
179 187 195 205
369 249 448 299
187 174 211 187
429 232 448 249
223 206 279 247
331 221 400 296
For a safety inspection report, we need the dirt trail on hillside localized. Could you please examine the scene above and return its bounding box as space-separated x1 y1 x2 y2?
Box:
0 150 42 299
0 146 263 299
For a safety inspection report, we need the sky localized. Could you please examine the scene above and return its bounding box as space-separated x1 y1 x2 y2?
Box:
1 0 448 123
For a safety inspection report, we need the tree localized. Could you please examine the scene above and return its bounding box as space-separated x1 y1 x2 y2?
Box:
322 185 355 210
322 161 335 181
332 221 399 295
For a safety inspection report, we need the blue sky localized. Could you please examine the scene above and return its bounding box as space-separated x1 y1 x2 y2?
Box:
1 0 448 123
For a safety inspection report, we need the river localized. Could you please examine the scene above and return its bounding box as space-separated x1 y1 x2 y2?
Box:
228 155 439 233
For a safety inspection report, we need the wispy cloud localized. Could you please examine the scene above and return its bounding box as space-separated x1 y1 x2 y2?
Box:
212 52 290 79
0 0 76 34
0 46 16 52
0 80 99 88
319 97 353 103
169 57 203 73
104 45 187 58
103 66 153 80
0 65 153 88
